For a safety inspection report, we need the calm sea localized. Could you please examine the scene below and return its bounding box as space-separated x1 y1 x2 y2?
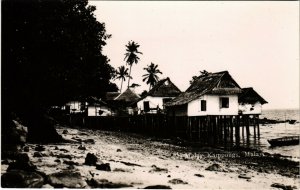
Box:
246 109 300 160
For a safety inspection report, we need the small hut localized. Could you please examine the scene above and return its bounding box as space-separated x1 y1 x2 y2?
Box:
114 88 141 115
137 77 181 114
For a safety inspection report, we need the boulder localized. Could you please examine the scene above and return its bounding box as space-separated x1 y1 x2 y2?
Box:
205 163 227 172
78 145 86 150
84 153 98 166
1 170 44 188
194 174 204 177
47 171 87 188
144 185 172 189
87 178 132 188
238 173 251 180
271 183 295 190
149 165 168 173
168 178 188 185
7 153 37 172
96 163 111 171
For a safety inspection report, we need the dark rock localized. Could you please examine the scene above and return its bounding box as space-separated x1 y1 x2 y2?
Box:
205 163 227 172
7 153 37 172
113 168 129 172
144 185 171 189
62 130 68 134
33 152 43 157
56 154 72 160
54 146 59 150
238 174 251 180
1 170 44 188
59 148 69 153
83 139 95 144
194 174 204 177
23 146 30 152
2 159 13 165
120 161 142 167
64 160 79 166
87 178 132 188
149 165 168 173
167 175 171 178
96 163 111 171
47 171 86 188
84 153 98 166
168 178 188 185
117 149 122 152
271 183 294 190
54 159 61 163
35 145 45 152
78 145 86 150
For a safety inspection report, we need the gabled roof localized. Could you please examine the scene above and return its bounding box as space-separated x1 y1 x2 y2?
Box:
239 87 268 105
165 71 242 106
146 77 181 98
114 88 140 102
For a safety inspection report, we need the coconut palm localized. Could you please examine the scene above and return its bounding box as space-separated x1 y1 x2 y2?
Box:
124 41 142 88
115 66 131 92
142 62 163 90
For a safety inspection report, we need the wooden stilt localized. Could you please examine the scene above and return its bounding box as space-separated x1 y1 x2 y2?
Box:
235 115 240 147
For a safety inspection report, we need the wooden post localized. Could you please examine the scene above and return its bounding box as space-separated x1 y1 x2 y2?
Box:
235 115 240 147
257 115 260 139
224 116 228 147
230 116 234 145
253 115 257 138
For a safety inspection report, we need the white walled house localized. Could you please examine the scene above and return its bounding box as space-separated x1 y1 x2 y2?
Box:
238 87 268 115
137 78 181 114
165 71 242 116
86 97 112 116
65 101 84 113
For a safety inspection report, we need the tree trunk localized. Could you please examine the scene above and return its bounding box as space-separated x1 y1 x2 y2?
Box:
120 79 123 92
127 65 132 88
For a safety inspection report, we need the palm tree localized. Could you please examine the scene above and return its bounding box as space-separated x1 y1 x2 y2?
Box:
115 66 130 92
124 41 142 88
142 62 163 90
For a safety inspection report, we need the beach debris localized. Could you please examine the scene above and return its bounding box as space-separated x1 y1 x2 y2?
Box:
113 168 131 172
78 145 86 150
117 149 122 152
33 152 43 157
120 161 142 167
96 163 111 171
87 178 133 188
7 153 37 172
167 175 171 177
168 178 188 185
205 163 227 172
1 170 44 188
194 173 204 177
84 153 98 166
47 171 87 188
35 145 45 152
144 185 172 189
149 165 168 173
59 148 69 153
238 173 251 180
271 183 295 190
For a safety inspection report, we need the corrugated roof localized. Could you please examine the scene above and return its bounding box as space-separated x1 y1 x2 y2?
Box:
239 87 268 104
165 71 242 106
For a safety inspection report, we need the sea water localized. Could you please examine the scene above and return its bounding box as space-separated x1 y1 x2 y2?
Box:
256 109 300 160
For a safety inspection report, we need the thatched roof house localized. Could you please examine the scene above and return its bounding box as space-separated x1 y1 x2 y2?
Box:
114 88 140 102
238 87 268 115
166 71 242 116
137 77 181 114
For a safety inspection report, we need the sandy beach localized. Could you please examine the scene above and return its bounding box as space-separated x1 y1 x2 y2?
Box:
2 125 299 189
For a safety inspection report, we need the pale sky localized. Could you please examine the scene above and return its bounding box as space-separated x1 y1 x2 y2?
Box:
90 1 299 110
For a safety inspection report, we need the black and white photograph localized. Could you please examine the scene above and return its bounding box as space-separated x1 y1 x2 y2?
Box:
1 0 299 189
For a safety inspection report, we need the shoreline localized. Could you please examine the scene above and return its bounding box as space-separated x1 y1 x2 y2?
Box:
2 125 299 189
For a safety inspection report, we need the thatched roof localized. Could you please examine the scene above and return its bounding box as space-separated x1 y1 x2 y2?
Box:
146 77 181 97
114 88 140 102
105 92 120 101
165 71 242 106
239 87 268 105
